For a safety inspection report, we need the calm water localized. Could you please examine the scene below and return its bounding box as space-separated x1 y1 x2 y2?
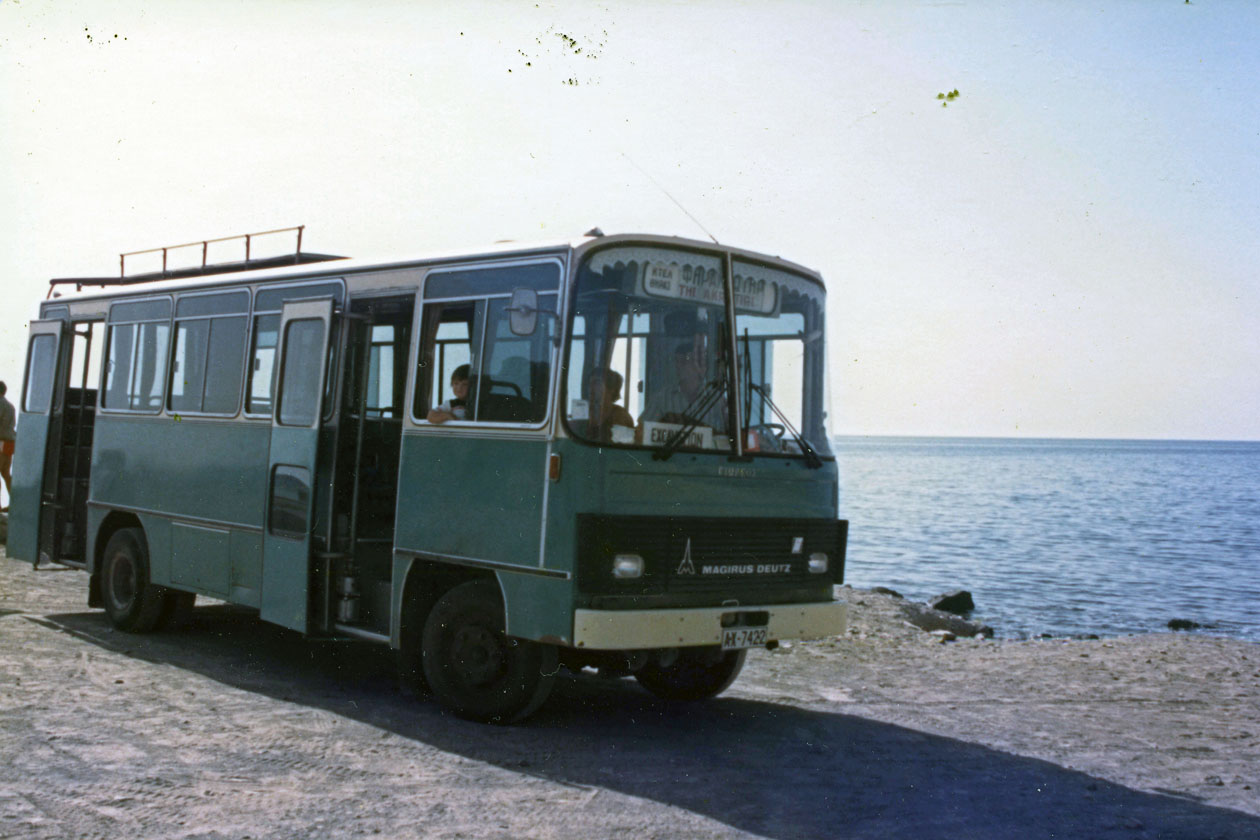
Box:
835 437 1260 641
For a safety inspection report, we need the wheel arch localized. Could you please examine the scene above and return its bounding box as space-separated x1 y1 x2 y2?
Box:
393 556 500 650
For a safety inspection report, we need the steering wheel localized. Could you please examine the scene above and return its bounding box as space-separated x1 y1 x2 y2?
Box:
761 423 786 440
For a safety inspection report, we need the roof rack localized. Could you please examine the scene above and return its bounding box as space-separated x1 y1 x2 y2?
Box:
47 225 347 297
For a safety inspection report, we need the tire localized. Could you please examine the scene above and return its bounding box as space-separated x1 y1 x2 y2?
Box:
634 647 747 701
421 580 557 724
100 527 170 633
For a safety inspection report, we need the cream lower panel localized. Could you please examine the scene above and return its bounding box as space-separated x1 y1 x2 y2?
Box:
573 601 847 650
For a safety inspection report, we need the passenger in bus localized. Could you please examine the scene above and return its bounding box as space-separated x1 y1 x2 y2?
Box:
0 381 13 511
581 368 634 442
640 340 726 429
426 364 471 424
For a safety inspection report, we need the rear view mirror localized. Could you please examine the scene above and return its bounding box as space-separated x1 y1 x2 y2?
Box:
507 288 539 336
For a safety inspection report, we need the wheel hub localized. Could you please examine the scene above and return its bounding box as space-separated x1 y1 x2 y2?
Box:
450 625 506 686
108 554 136 612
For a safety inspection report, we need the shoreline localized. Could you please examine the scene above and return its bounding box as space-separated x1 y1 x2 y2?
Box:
839 581 1256 644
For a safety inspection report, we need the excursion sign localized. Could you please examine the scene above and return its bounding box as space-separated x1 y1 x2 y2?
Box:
640 261 778 315
642 421 714 450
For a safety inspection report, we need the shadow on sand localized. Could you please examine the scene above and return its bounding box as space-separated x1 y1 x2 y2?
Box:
35 605 1260 840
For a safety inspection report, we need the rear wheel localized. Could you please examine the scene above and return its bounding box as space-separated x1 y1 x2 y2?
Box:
100 527 169 633
421 580 557 724
634 648 747 701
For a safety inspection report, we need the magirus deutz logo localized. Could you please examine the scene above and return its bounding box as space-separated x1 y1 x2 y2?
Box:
675 537 795 576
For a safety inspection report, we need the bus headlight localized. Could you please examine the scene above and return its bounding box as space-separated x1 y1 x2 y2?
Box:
808 553 829 574
613 554 644 579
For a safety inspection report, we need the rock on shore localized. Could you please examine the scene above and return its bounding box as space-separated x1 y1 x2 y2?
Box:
899 599 993 638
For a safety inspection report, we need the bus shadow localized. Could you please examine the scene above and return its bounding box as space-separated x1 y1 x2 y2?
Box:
39 605 1260 840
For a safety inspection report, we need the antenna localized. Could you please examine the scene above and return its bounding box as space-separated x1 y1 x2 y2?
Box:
619 152 720 245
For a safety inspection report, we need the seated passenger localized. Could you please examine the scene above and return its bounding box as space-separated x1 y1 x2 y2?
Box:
427 364 470 424
640 340 726 429
582 368 635 442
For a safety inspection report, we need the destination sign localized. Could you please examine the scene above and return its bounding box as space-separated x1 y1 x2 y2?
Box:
732 271 777 315
639 261 778 315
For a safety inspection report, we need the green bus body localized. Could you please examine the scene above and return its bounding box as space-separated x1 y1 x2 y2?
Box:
8 233 848 722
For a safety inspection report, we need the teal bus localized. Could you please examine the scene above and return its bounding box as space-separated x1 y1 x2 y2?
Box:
8 230 848 723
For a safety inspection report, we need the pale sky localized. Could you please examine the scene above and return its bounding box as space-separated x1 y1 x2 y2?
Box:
2 0 1257 441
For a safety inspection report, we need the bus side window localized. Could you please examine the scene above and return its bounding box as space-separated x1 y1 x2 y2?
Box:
415 261 559 425
277 319 326 428
480 296 555 423
247 314 280 415
134 322 170 411
170 291 250 416
366 324 397 418
23 334 58 414
102 298 172 413
103 324 136 410
414 302 476 421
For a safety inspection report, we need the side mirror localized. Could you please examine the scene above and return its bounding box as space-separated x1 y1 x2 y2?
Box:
507 288 539 336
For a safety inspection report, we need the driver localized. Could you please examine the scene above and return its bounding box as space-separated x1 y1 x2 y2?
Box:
640 337 727 429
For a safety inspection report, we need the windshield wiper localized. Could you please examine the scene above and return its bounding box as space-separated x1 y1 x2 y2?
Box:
749 383 823 469
739 328 822 468
651 377 727 461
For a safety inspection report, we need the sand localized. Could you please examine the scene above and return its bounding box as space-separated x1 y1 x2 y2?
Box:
1 547 1258 839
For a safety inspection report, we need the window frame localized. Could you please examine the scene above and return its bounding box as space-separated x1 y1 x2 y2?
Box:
167 289 250 418
410 257 563 431
559 243 834 460
560 244 731 452
21 332 59 415
242 279 345 420
275 316 329 429
99 295 174 415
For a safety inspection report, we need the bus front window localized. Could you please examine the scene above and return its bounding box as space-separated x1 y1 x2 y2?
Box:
732 260 831 457
565 246 830 457
566 247 733 451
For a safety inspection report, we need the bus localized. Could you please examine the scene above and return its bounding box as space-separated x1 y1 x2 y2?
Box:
7 229 848 723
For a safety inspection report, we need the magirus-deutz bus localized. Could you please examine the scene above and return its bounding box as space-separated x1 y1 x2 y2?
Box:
8 227 848 722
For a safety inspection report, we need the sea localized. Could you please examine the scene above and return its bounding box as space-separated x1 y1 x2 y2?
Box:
834 436 1260 641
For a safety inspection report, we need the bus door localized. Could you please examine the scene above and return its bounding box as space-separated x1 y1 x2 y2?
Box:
7 320 67 565
261 298 335 633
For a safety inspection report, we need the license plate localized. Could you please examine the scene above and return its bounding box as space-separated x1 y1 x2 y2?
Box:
721 627 768 650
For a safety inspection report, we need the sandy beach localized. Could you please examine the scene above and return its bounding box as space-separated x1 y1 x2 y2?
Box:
1 545 1257 839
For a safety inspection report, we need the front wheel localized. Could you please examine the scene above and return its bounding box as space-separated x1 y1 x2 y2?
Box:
100 527 170 633
421 580 557 724
635 648 747 701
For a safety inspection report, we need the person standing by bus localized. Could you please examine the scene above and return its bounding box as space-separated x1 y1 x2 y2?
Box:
0 381 14 511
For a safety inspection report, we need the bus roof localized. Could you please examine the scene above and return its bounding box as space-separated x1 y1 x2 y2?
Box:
39 231 823 311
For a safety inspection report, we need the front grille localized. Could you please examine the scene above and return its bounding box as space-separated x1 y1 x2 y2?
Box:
576 515 846 600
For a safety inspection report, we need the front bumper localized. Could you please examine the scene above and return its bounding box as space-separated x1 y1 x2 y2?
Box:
572 600 848 650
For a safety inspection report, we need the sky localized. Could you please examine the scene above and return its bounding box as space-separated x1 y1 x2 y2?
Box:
2 0 1258 441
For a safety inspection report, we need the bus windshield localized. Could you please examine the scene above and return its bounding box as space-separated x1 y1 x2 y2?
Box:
565 245 831 457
